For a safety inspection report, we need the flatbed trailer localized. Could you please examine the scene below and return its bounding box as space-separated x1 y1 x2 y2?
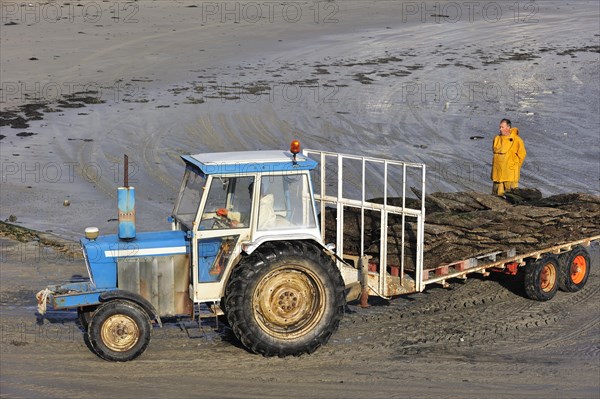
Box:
422 236 598 287
305 149 598 303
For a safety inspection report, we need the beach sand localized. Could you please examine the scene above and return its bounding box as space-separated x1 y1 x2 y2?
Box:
1 1 599 397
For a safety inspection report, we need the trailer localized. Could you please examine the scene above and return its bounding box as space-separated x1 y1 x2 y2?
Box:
36 142 598 361
305 149 598 303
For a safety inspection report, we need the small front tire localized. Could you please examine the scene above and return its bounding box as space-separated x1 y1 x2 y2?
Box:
87 300 152 362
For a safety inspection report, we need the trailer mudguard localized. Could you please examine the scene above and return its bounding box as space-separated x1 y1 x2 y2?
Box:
99 290 162 327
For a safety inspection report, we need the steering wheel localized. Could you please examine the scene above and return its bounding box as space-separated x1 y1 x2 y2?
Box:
212 208 234 229
212 216 231 229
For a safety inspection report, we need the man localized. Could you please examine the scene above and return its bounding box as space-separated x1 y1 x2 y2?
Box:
491 118 526 196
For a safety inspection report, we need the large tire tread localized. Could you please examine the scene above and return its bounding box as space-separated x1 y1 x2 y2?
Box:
225 241 345 357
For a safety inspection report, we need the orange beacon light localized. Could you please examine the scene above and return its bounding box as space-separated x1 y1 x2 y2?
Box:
290 139 301 162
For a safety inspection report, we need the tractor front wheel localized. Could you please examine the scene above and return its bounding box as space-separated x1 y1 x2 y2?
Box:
225 241 345 357
87 300 152 362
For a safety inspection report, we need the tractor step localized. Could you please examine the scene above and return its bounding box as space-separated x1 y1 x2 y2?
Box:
194 302 224 319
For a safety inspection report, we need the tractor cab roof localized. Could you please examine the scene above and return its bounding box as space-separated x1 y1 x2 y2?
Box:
181 150 317 175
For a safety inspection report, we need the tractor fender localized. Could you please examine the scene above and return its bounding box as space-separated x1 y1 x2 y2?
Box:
99 290 162 327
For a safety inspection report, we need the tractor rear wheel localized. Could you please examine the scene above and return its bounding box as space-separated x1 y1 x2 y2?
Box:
225 241 345 357
87 300 152 362
524 256 559 301
558 246 590 292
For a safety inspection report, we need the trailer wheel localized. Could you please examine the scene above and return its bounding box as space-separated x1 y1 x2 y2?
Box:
558 247 590 292
524 256 559 301
225 241 345 357
87 300 152 362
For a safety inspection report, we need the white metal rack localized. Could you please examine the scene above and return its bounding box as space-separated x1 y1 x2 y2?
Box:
304 149 427 295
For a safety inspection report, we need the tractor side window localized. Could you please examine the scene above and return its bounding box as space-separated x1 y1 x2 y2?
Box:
257 174 316 230
200 176 255 229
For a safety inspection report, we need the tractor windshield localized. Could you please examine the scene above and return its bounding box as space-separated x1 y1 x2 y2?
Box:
174 168 206 228
199 176 255 229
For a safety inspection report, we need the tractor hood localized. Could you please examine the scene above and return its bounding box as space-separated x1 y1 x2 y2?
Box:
81 230 189 288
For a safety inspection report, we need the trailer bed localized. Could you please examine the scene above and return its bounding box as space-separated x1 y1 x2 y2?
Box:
422 235 600 287
304 149 600 298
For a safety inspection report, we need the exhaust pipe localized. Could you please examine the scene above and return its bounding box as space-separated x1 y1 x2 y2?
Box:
118 154 136 239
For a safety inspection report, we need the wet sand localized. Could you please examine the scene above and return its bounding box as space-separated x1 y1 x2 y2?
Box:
1 234 599 398
1 0 598 238
1 1 599 397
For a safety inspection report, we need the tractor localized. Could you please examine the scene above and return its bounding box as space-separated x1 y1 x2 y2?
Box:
37 141 359 361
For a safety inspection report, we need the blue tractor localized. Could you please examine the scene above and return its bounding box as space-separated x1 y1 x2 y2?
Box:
37 141 353 361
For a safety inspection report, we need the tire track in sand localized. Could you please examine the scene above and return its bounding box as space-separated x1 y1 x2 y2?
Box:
327 262 599 358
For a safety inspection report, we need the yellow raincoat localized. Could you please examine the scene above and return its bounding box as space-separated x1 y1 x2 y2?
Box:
491 127 526 183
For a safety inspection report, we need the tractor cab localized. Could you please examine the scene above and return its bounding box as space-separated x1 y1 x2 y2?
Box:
173 146 322 302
